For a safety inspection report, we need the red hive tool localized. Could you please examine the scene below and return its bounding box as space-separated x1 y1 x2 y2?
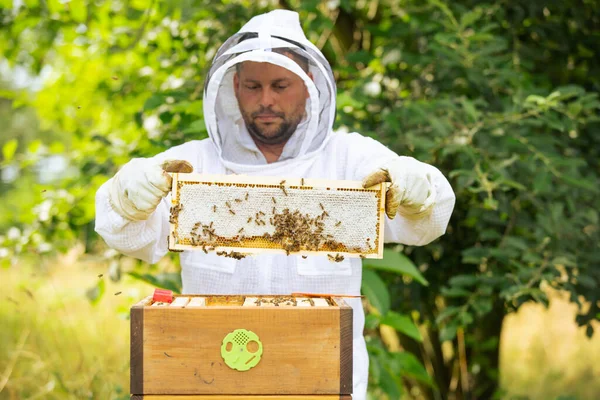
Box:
152 288 173 303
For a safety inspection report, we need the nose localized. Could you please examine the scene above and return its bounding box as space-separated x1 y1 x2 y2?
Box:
259 87 275 108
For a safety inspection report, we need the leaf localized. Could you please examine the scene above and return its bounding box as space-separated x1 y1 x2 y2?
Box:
449 275 478 287
394 351 434 386
86 279 105 305
439 323 458 342
365 313 380 330
181 119 207 134
128 272 182 293
441 287 471 297
379 366 403 399
471 298 494 316
561 174 600 193
462 247 489 264
363 249 428 286
435 306 461 324
361 269 390 315
69 0 87 23
460 9 482 29
2 139 18 162
143 95 165 111
381 311 422 342
577 275 597 289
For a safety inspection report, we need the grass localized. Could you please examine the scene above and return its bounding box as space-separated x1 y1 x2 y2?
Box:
0 254 154 399
1 257 599 399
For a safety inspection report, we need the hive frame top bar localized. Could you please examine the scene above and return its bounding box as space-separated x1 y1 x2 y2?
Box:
168 172 386 259
132 294 352 308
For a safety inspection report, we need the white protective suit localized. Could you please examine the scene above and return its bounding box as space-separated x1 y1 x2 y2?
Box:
95 10 455 399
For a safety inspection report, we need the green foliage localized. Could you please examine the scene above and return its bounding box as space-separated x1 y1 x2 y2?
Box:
1 0 599 398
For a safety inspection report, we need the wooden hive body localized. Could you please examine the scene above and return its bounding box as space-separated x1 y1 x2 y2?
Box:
130 295 353 396
131 396 352 399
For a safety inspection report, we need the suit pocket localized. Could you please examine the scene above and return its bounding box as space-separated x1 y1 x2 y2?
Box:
296 255 352 276
181 251 237 274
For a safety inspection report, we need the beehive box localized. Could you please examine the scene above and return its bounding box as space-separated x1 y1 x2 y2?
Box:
131 396 352 399
130 294 353 397
168 173 386 259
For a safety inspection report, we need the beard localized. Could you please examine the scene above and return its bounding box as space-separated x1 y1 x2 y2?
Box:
242 106 304 145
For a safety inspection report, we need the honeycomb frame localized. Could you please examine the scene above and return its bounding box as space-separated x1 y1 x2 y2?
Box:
168 173 386 259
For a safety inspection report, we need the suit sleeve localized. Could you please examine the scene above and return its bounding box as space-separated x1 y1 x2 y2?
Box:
94 143 198 264
344 132 456 246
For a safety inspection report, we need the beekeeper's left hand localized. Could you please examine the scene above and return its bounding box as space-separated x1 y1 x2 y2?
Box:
362 156 437 220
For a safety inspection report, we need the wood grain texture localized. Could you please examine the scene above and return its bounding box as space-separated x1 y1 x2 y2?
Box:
338 302 353 394
138 307 351 395
131 304 144 394
131 396 352 399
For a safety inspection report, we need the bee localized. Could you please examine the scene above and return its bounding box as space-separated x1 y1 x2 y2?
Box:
238 227 245 234
319 202 325 211
169 204 182 223
226 201 231 208
247 217 253 223
281 186 288 196
335 221 341 227
359 255 367 259
301 178 305 186
280 179 286 185
209 221 213 228
258 211 265 216
272 197 276 204
327 253 344 262
302 255 308 259
213 205 217 212
202 245 208 254
114 292 122 296
272 206 276 214
245 192 249 200
229 209 236 215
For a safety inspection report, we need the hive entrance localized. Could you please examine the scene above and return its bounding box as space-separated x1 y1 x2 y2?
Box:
168 173 386 258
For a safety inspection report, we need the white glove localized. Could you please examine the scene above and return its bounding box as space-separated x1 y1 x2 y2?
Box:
362 156 436 220
108 158 193 221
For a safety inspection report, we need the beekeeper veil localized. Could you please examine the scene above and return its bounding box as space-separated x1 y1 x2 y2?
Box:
203 10 336 172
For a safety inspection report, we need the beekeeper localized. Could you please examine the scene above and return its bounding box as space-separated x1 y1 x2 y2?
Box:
95 9 455 399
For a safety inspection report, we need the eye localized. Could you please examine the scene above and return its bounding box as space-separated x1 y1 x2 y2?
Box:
245 85 259 90
274 84 288 90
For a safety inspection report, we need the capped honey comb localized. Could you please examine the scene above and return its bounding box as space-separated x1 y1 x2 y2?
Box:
168 173 386 258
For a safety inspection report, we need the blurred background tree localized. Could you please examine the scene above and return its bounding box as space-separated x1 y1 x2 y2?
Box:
1 0 599 399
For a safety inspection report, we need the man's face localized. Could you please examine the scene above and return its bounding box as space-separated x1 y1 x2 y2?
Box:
234 61 309 145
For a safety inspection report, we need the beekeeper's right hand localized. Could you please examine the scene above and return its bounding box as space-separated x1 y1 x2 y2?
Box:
108 158 193 221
